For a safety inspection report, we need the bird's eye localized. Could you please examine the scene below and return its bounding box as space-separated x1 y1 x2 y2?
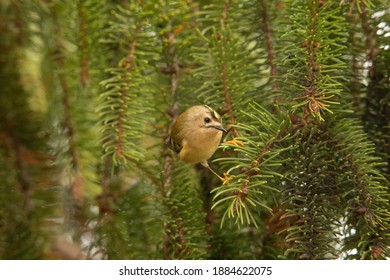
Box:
204 117 211 123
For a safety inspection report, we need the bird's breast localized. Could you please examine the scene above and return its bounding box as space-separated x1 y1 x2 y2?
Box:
178 130 222 164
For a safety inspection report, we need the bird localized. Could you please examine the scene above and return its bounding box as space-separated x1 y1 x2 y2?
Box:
168 105 227 181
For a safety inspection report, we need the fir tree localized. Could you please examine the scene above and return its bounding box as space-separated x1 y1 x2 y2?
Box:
1 0 389 260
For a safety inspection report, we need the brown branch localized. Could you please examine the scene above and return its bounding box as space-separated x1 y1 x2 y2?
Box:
221 63 238 137
299 2 322 122
61 76 80 171
51 7 83 201
219 0 238 137
162 24 182 193
160 24 190 259
240 140 273 191
222 0 231 27
78 2 89 86
228 127 288 218
334 138 374 224
96 23 144 237
346 13 364 112
1 130 32 217
160 18 214 259
360 4 378 79
98 155 113 215
260 0 278 90
115 25 141 161
326 128 387 259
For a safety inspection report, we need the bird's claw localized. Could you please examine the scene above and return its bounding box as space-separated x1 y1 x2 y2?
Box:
220 173 235 184
223 139 244 147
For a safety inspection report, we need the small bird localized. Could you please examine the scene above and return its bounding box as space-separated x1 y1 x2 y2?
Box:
169 105 227 181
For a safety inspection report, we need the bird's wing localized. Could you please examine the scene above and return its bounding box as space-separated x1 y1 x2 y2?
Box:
169 136 182 154
168 120 183 154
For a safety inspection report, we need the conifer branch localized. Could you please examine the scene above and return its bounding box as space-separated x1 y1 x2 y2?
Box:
222 0 231 27
160 20 193 259
346 13 364 113
239 127 287 195
163 202 191 259
51 6 83 201
359 4 378 78
329 119 389 258
282 0 346 122
2 0 389 261
283 126 343 259
259 0 279 91
161 24 182 192
78 2 89 86
98 155 113 216
213 103 289 227
52 10 80 171
220 1 239 137
115 27 141 162
301 2 322 121
221 63 238 137
1 128 32 217
98 5 151 167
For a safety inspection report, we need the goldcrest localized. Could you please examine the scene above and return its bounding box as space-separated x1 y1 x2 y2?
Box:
169 105 227 181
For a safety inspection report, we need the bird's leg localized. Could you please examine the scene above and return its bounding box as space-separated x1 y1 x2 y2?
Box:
206 165 225 182
201 161 231 183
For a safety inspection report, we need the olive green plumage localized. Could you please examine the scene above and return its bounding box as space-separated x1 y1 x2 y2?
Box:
169 105 227 180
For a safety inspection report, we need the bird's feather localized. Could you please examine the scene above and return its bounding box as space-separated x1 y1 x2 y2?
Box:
169 136 182 153
168 114 185 154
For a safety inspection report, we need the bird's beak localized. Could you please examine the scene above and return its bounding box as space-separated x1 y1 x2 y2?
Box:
214 125 227 133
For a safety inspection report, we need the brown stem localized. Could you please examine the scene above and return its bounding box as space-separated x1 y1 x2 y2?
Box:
221 63 238 137
1 129 32 218
220 1 238 137
360 4 378 79
222 0 231 27
51 7 83 201
298 2 321 122
260 0 278 90
161 24 190 259
115 25 141 161
347 13 363 112
78 2 89 86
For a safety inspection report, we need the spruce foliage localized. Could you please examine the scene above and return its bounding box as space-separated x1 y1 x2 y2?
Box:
1 0 389 260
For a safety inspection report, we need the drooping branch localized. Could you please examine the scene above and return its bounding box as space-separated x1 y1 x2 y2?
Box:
1 128 32 217
359 4 378 79
220 0 239 137
221 0 231 27
221 62 238 137
160 21 191 259
78 2 89 86
115 26 141 162
51 7 83 201
161 24 184 193
259 0 278 90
